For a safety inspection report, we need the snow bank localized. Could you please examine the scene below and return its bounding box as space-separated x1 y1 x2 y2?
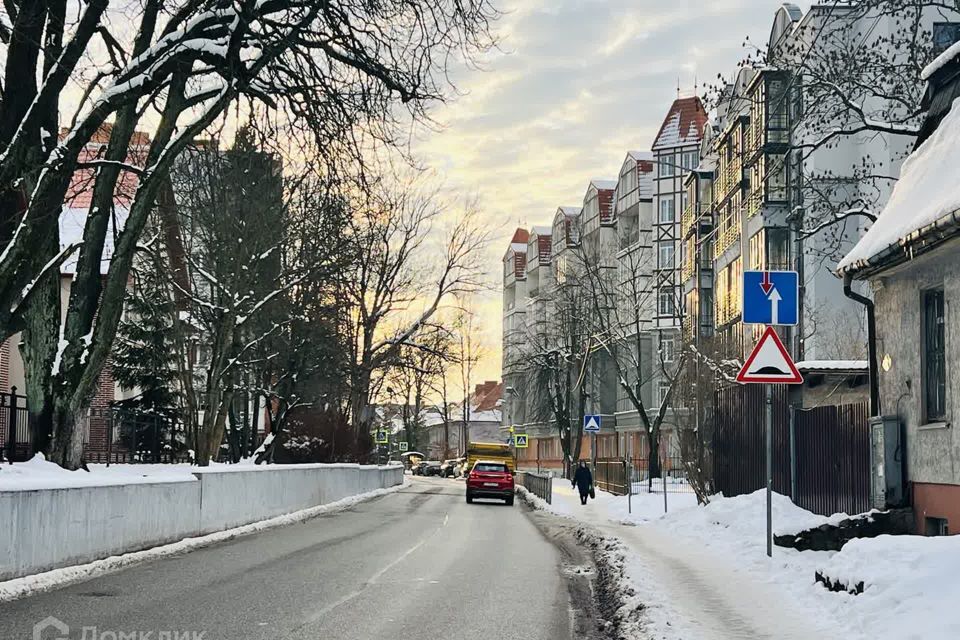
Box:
550 483 960 639
0 454 198 491
0 481 407 603
665 488 851 537
838 97 960 271
816 535 960 639
0 454 403 491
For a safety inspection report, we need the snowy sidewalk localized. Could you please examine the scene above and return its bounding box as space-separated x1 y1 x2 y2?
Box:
549 480 850 639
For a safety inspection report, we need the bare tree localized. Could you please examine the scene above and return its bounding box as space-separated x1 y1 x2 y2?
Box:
0 1 499 468
576 231 686 482
342 185 489 444
718 1 959 261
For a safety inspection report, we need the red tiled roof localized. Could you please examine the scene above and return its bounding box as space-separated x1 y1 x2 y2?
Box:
473 381 502 412
652 96 708 150
511 228 530 244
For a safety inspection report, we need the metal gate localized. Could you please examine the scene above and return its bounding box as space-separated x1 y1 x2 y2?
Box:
712 384 871 516
794 402 871 516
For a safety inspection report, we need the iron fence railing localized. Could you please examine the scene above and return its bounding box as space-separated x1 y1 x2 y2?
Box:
1 390 32 462
517 470 552 504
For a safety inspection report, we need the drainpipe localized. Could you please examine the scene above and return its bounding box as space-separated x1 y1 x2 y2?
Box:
842 272 880 416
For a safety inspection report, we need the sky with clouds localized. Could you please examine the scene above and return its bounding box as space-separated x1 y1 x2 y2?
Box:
414 0 811 387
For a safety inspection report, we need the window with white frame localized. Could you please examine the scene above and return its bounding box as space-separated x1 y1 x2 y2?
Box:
659 196 675 223
658 288 675 316
659 242 675 269
661 153 675 176
657 381 671 407
660 336 675 363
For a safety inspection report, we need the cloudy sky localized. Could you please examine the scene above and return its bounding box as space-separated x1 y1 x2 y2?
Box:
414 0 809 386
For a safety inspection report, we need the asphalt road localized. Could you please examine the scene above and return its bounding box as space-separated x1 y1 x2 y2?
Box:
1 477 583 640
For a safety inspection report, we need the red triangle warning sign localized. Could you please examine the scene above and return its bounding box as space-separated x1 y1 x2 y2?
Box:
736 326 804 385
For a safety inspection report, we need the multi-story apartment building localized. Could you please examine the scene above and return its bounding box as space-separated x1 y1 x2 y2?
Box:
501 227 529 427
610 152 657 456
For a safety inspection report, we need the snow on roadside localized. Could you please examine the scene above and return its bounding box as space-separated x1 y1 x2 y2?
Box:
816 535 960 639
0 478 408 603
0 454 403 491
544 481 960 640
0 454 198 491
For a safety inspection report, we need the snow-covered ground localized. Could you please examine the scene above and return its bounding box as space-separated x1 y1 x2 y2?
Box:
0 454 400 491
539 479 960 640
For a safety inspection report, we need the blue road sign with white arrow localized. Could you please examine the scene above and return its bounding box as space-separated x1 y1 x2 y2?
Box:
742 271 799 326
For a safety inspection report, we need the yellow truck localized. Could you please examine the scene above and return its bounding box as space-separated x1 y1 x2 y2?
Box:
465 441 514 474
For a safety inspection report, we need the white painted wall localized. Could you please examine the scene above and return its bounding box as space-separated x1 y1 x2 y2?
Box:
0 464 403 581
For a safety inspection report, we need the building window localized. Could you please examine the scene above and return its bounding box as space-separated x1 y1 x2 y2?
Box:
659 242 675 268
682 151 698 170
924 289 947 422
658 288 675 316
660 336 675 363
661 154 675 177
657 381 671 407
933 23 960 55
659 197 675 223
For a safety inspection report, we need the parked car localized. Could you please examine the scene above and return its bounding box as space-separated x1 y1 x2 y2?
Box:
421 461 442 477
465 460 514 505
440 459 462 478
411 460 428 475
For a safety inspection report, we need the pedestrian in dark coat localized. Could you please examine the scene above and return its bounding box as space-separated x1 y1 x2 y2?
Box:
572 461 593 505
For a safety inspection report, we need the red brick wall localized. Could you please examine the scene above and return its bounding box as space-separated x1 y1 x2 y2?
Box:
85 363 115 452
913 482 960 535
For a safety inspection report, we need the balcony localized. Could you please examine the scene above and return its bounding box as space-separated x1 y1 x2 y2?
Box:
746 189 763 219
681 254 694 283
714 222 740 260
681 203 710 238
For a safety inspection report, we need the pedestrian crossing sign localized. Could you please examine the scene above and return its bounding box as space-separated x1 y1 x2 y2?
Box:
375 430 389 444
583 415 601 432
514 433 529 448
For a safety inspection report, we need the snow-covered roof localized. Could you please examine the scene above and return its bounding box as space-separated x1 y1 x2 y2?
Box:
510 242 527 252
922 41 960 81
837 97 960 273
558 206 581 217
590 178 617 191
795 360 868 372
628 150 653 161
652 97 708 150
530 225 552 236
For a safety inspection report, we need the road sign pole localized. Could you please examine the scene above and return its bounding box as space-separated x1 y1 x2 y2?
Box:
765 382 773 558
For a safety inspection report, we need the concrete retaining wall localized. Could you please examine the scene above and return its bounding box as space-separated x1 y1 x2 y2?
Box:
0 464 402 581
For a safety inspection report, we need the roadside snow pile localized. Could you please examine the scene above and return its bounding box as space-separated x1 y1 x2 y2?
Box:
515 485 553 513
663 489 851 537
0 480 407 603
815 535 960 639
0 455 404 491
0 454 198 490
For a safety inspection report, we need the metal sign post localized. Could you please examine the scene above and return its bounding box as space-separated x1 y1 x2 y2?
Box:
740 270 804 559
765 384 773 558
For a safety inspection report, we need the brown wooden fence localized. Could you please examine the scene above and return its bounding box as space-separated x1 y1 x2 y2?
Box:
713 385 871 517
794 402 871 516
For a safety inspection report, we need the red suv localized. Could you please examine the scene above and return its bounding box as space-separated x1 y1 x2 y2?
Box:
465 460 514 505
